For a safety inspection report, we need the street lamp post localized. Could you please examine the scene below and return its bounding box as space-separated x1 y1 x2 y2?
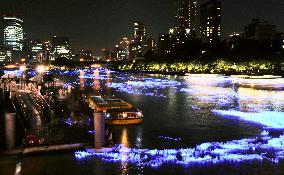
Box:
36 65 46 94
19 65 26 90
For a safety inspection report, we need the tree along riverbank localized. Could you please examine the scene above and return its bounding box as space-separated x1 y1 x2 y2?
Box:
109 59 284 76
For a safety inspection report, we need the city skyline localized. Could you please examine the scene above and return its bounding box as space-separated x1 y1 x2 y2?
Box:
0 0 283 50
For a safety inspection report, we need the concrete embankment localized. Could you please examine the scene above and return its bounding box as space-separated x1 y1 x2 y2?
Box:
1 143 87 156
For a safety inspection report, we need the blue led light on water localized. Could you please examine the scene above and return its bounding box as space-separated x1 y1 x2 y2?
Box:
4 70 23 76
74 110 284 168
64 118 74 126
88 130 95 134
107 77 183 97
75 132 284 168
158 136 181 142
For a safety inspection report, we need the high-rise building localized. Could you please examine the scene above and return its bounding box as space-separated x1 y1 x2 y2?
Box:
119 37 130 59
157 34 171 58
200 0 221 43
78 50 93 62
130 22 147 58
111 45 128 61
31 39 43 62
145 38 156 51
174 0 189 34
3 15 24 60
43 41 52 62
129 42 143 59
173 0 198 39
188 0 198 37
245 19 276 41
101 48 111 62
272 32 284 52
51 36 72 60
134 22 146 43
0 46 12 63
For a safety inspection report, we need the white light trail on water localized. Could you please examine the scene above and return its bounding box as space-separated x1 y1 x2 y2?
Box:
212 110 284 129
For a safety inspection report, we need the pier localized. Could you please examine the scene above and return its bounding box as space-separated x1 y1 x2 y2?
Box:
0 77 112 155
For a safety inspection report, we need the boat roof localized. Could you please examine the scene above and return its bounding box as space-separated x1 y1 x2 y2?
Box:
88 96 133 111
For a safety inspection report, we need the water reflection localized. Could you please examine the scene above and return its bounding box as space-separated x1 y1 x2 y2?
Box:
120 128 129 175
105 71 112 96
238 88 284 112
121 128 129 147
93 70 100 92
135 126 142 148
182 75 284 112
79 70 85 91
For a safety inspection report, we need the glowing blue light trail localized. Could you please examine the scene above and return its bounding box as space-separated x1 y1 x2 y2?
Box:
75 132 284 168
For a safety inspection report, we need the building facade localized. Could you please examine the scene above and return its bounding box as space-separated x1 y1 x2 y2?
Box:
130 22 147 58
0 46 12 63
174 0 189 34
31 40 44 62
245 19 276 41
119 37 130 59
200 0 221 43
157 34 171 58
3 15 24 60
134 22 146 43
174 0 198 37
78 50 93 62
51 36 72 60
188 0 198 37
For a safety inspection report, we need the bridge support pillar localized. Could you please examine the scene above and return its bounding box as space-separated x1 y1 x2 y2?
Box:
5 113 16 150
4 91 11 99
94 112 105 148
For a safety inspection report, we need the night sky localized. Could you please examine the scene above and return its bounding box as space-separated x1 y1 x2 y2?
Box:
1 0 283 51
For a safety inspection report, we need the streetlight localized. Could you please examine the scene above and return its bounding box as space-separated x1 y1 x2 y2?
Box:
36 65 46 93
19 65 27 89
36 65 45 74
19 65 26 71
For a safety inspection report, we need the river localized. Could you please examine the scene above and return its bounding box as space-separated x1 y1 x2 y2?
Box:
1 70 284 175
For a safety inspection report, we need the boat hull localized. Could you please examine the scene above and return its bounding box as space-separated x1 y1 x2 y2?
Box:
105 118 143 125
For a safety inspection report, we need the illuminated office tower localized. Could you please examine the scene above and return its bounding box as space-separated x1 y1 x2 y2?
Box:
119 37 130 59
200 0 221 43
134 22 146 43
0 46 11 62
188 0 198 37
43 41 52 61
78 50 93 62
111 45 128 61
30 40 43 62
3 15 24 60
120 37 130 51
130 22 146 58
173 0 198 37
174 0 189 34
51 36 71 60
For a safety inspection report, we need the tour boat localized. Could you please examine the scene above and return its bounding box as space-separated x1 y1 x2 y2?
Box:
105 108 143 125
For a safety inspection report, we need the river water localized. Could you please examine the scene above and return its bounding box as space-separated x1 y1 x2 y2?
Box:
1 70 284 175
